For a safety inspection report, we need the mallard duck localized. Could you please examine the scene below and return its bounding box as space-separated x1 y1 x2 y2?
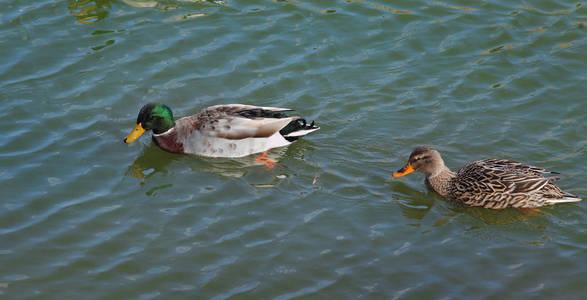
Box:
393 146 581 209
124 103 319 159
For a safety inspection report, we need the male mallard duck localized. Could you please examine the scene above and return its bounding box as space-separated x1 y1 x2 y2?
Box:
393 146 581 209
124 103 319 159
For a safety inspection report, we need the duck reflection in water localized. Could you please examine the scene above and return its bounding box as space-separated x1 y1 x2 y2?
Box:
68 0 113 24
396 195 556 227
126 142 301 180
393 183 556 226
126 144 176 179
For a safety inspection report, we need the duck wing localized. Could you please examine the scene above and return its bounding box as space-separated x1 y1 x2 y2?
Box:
479 159 557 176
450 159 557 208
177 104 298 140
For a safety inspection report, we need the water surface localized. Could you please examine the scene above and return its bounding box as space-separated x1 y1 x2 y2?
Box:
1 0 585 299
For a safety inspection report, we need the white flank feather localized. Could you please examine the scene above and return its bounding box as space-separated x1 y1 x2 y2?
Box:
545 196 582 204
283 127 320 137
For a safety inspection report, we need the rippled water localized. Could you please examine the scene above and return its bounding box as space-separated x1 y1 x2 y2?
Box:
1 0 585 299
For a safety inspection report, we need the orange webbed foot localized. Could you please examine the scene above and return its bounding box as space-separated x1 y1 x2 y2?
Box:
255 151 277 169
520 208 544 215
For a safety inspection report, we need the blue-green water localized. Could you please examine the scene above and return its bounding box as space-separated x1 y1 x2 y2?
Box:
1 0 585 299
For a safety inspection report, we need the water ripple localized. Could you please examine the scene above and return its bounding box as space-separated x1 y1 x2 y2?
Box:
0 0 585 299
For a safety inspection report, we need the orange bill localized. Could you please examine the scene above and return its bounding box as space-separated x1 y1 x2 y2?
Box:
393 162 415 177
124 123 146 143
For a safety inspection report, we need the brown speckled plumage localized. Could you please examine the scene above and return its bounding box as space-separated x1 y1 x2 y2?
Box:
394 146 581 209
168 105 297 142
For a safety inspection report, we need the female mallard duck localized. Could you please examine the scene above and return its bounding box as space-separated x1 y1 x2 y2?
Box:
124 103 319 159
393 146 581 209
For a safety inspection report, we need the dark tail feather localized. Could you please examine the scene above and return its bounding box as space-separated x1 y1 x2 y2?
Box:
280 119 319 142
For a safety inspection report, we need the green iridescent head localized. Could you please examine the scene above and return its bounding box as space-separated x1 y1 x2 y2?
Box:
124 103 175 143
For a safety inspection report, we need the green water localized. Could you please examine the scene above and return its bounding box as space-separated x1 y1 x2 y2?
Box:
1 0 585 299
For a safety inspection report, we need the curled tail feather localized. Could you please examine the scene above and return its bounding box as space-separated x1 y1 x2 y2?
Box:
280 119 319 142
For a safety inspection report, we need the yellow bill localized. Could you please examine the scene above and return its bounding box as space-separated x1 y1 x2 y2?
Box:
124 123 146 143
393 162 415 177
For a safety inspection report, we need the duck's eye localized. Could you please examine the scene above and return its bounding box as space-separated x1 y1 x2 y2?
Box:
413 155 428 162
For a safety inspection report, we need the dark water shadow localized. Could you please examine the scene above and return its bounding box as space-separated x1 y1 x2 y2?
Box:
441 197 557 227
449 204 552 226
